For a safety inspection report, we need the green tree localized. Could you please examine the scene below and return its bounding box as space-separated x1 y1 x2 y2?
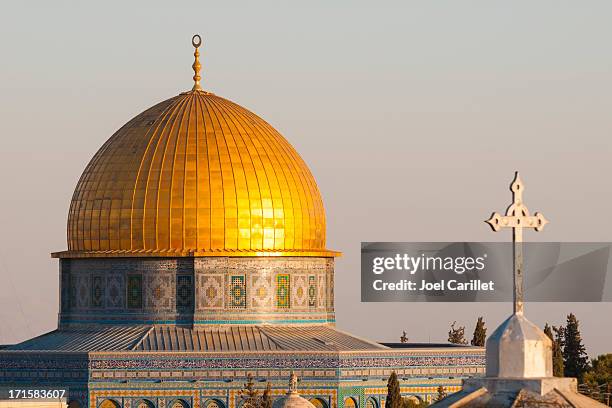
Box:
470 317 486 347
239 374 261 408
386 372 402 408
448 321 467 345
544 323 554 342
434 385 447 402
583 354 612 388
544 323 565 377
563 313 589 381
402 397 429 408
261 382 273 408
554 325 566 350
552 325 565 377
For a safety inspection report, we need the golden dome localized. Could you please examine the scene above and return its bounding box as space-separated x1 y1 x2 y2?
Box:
55 36 337 258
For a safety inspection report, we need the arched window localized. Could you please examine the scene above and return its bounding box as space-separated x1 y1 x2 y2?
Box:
205 399 226 408
99 400 120 408
170 399 190 408
366 397 378 408
343 397 357 408
135 399 155 408
309 398 328 408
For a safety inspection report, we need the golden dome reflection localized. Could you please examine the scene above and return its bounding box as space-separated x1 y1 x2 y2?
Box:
53 35 338 258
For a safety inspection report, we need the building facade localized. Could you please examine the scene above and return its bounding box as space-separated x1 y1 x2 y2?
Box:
0 36 484 408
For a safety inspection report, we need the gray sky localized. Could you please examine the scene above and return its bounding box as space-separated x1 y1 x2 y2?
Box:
1 1 611 356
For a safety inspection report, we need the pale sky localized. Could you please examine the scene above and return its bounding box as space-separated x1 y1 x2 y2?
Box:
1 1 612 356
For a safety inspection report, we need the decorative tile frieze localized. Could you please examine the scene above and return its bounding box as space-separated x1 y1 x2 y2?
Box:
145 273 173 310
228 275 246 309
292 275 308 308
107 274 125 309
127 275 143 309
177 275 194 312
76 274 91 309
251 273 273 309
60 257 335 325
308 275 317 308
198 274 224 309
276 274 290 308
92 275 105 308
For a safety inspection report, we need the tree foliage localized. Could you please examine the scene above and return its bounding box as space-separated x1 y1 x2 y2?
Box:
563 313 589 381
239 374 273 408
239 374 261 408
551 325 565 377
470 317 486 347
434 385 447 402
448 321 467 345
386 372 402 408
261 382 273 408
402 398 429 408
544 323 553 340
583 354 612 388
544 323 565 377
387 372 430 408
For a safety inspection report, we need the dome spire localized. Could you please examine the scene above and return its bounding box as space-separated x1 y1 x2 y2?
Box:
191 34 202 91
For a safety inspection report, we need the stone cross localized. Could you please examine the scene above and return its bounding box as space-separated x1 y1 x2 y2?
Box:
485 172 548 315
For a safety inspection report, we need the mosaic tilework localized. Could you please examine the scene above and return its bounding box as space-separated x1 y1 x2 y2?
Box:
176 275 193 312
100 400 120 408
317 275 326 309
60 257 336 325
328 273 334 308
204 399 224 408
292 275 308 307
145 274 172 309
91 389 200 408
308 275 317 307
76 275 91 309
92 276 105 308
251 274 273 308
170 399 190 408
199 275 224 309
127 275 143 309
61 270 70 312
80 353 485 371
135 399 154 408
107 274 125 309
228 275 246 309
276 274 290 308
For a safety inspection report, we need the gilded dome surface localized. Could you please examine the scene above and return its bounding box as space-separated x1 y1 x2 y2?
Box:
59 90 335 257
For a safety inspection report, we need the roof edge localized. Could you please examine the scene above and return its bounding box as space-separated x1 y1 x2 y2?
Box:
51 249 342 259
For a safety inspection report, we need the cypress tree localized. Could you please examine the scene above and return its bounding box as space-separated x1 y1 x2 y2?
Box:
544 323 552 339
470 317 487 347
448 321 468 345
563 313 589 381
546 324 565 377
386 372 402 408
554 325 566 351
261 382 272 408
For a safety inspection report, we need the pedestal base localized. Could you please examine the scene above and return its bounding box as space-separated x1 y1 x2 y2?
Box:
463 376 577 396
